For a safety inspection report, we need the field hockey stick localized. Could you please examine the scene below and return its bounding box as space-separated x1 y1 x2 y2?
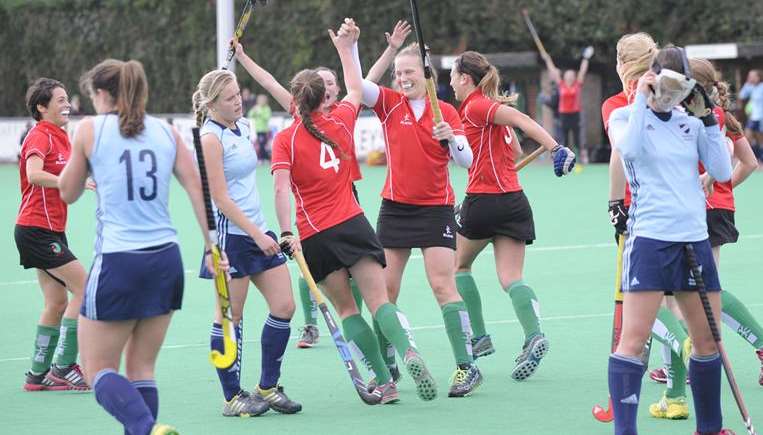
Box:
192 127 237 370
223 0 267 70
592 233 625 423
409 0 448 147
520 9 549 59
515 146 546 171
685 244 757 435
289 250 382 405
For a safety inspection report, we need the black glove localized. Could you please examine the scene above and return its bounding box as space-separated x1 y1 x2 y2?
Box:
608 199 628 243
682 85 717 127
279 231 295 259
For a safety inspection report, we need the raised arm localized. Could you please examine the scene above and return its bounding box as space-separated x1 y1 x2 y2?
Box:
366 20 411 84
542 53 561 84
234 42 293 111
330 20 363 107
577 46 594 83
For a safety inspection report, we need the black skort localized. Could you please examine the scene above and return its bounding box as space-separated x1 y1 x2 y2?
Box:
15 224 77 270
376 199 457 250
301 214 386 283
456 191 535 244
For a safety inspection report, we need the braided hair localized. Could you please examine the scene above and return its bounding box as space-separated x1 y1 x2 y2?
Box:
290 69 344 156
690 58 743 136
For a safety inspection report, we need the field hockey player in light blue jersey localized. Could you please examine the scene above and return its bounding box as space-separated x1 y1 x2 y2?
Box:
606 46 733 435
193 69 302 417
58 59 220 435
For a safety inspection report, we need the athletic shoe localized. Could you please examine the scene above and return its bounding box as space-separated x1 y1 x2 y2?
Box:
255 385 302 414
150 424 180 435
448 364 483 398
366 364 402 393
45 364 90 391
23 370 61 391
403 349 437 401
511 334 549 381
472 335 495 360
374 380 399 404
756 349 763 387
296 325 319 348
648 393 689 420
649 367 668 384
649 367 690 384
222 390 270 417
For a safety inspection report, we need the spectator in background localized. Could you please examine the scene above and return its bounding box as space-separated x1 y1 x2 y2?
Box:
542 46 593 163
241 87 255 114
539 81 561 142
740 69 763 161
248 94 272 160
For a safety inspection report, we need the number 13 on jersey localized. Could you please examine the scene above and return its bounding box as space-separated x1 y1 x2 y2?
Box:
319 142 340 173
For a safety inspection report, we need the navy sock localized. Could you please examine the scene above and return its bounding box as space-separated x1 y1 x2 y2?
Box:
94 369 154 435
132 380 158 419
608 353 645 435
211 322 241 401
689 353 722 434
260 314 291 390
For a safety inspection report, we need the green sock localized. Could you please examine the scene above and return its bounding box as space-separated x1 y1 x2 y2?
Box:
52 317 79 367
350 279 363 314
299 277 317 325
506 280 541 343
455 272 486 338
652 307 689 398
31 324 60 374
374 303 417 358
342 314 390 384
665 345 687 398
372 317 396 367
441 302 474 365
721 290 763 349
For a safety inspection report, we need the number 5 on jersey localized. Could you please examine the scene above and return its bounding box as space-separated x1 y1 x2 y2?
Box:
320 142 340 173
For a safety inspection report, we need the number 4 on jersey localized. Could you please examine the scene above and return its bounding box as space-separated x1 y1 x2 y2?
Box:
320 142 340 173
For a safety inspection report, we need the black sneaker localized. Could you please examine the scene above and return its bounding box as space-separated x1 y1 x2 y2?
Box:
45 364 90 391
256 385 302 414
448 364 483 398
23 370 58 391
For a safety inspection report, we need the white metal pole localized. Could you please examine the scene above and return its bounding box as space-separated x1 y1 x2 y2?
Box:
216 0 235 69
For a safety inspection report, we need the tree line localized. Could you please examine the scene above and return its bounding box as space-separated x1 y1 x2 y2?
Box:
2 0 761 116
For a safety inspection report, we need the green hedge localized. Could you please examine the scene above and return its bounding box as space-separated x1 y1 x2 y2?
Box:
2 0 762 116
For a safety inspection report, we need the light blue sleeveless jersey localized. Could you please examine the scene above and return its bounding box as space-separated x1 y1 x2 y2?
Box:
201 118 268 237
88 114 178 254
